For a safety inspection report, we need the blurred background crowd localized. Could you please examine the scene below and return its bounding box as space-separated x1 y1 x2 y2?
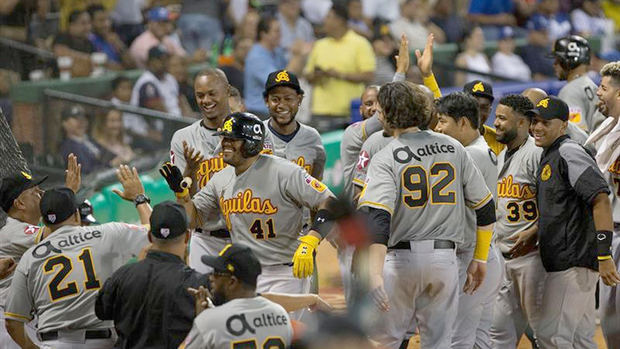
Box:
0 0 619 185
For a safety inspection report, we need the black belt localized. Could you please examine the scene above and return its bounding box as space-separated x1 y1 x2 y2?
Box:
39 329 112 341
195 228 230 238
390 240 455 250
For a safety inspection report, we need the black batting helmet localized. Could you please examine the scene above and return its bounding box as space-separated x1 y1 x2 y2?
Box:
214 112 265 157
551 35 591 71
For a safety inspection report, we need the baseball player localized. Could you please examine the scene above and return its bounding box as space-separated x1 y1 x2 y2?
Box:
522 87 590 146
79 200 98 226
434 92 502 349
359 81 496 349
552 35 606 134
489 95 546 348
180 244 293 349
0 154 80 349
587 61 620 348
359 85 379 120
463 80 506 156
170 69 274 274
162 113 335 315
4 165 151 349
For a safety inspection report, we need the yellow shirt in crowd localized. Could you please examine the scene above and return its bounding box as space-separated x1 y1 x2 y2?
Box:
304 30 376 117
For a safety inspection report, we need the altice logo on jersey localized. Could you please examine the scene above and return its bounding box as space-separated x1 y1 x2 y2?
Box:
226 312 289 336
31 231 102 259
393 143 456 164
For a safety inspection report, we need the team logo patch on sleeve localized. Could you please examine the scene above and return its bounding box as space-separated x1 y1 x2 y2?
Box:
24 225 40 235
541 164 552 181
356 151 370 170
304 174 327 193
568 107 582 124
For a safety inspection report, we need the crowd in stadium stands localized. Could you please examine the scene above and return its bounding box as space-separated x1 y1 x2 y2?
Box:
0 0 619 173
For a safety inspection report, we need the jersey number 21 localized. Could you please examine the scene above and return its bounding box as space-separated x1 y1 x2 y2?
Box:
43 248 101 302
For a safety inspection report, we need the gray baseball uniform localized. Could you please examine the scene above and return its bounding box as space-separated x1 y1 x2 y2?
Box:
4 223 147 337
353 131 393 187
559 75 606 134
192 155 333 300
452 135 502 349
171 120 275 274
0 217 44 349
490 136 546 348
180 296 292 349
358 130 493 349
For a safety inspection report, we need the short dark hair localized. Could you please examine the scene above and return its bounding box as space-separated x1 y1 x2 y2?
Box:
498 94 534 117
86 4 106 19
436 92 480 129
229 85 242 98
331 3 350 22
378 81 431 129
112 76 131 90
601 61 620 88
68 10 87 24
257 16 277 41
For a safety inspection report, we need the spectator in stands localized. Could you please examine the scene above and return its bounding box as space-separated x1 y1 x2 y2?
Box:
602 0 620 33
361 0 400 22
53 10 94 77
177 0 224 56
92 109 135 167
467 0 518 40
128 46 180 144
229 86 247 113
129 7 187 69
348 0 372 39
244 15 307 117
110 76 133 105
87 5 135 71
522 0 572 79
492 26 532 82
277 0 314 54
168 54 198 116
454 26 491 87
572 0 617 53
0 0 29 79
235 9 260 42
59 105 105 174
431 0 467 43
304 4 376 131
29 0 59 52
371 25 396 85
219 38 253 95
389 0 445 50
110 0 145 46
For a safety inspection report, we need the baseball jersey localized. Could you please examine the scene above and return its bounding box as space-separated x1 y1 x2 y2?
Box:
4 223 148 332
353 131 393 187
559 75 606 134
263 121 326 178
358 131 493 246
340 116 383 201
192 155 334 265
171 121 275 232
495 136 542 253
0 217 44 307
462 135 498 250
610 155 620 224
180 296 292 349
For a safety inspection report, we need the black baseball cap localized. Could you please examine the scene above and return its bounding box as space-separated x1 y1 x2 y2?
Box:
150 201 188 239
263 70 304 98
463 80 494 102
40 187 78 225
526 96 569 121
0 172 47 212
61 105 87 120
79 199 97 224
201 244 262 287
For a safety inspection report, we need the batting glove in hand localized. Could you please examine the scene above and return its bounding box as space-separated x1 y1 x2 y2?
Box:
159 162 191 198
292 235 320 278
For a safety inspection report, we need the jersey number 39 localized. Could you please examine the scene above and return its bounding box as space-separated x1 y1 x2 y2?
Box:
43 248 101 302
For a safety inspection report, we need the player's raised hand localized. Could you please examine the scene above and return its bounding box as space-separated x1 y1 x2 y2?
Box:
395 33 410 74
65 153 81 193
187 285 213 315
0 258 16 280
415 33 435 78
464 260 487 295
112 165 145 201
182 141 205 177
599 259 620 286
159 162 192 199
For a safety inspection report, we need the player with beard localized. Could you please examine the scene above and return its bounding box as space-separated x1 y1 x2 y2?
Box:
170 69 274 274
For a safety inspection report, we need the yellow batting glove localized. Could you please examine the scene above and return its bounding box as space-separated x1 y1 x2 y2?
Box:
292 235 320 278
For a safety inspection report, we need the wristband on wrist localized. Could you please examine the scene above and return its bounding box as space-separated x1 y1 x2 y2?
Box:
597 230 613 260
310 209 333 238
473 229 493 262
422 73 441 99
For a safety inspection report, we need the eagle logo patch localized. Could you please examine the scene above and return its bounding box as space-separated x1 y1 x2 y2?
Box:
472 81 485 93
275 70 290 82
541 164 552 181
